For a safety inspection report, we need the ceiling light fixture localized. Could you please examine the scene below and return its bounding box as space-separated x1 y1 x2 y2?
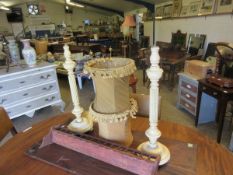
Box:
66 0 84 8
0 6 10 11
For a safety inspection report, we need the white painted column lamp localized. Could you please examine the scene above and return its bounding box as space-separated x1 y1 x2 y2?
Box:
63 44 92 133
137 46 170 166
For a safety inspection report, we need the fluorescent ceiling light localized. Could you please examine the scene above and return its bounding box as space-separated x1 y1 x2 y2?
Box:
66 0 84 8
0 6 10 11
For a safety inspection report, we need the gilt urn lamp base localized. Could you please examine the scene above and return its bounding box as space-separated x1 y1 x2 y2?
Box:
68 111 93 133
137 141 170 166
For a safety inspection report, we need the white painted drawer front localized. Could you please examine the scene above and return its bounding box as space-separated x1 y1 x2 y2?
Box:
5 92 61 119
0 69 56 94
0 81 58 106
177 73 199 116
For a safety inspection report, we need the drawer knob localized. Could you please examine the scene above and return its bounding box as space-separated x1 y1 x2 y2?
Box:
0 99 7 104
42 85 53 91
185 103 190 108
186 84 191 89
40 74 51 80
23 93 29 96
185 94 191 98
45 96 55 102
19 81 25 84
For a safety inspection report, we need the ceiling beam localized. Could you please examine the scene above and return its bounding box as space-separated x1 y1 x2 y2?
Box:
124 0 154 12
71 0 124 16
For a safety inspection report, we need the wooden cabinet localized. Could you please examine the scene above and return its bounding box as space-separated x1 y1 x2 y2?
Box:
177 73 199 116
0 62 64 119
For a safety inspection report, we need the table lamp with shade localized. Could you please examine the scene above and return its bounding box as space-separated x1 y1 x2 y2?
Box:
121 15 136 57
121 15 136 40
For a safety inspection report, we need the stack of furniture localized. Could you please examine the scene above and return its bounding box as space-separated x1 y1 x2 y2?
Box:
0 62 64 119
177 59 216 117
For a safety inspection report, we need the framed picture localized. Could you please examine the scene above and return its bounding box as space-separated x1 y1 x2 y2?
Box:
180 5 189 16
199 0 216 15
188 1 201 16
216 0 233 13
172 0 182 17
143 11 154 21
163 3 173 17
155 5 164 17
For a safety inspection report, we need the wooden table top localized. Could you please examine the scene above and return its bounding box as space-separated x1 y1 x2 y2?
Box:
199 78 233 94
0 113 232 175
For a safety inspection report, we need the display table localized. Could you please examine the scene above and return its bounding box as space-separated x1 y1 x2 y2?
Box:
0 113 232 175
142 50 189 90
159 51 189 90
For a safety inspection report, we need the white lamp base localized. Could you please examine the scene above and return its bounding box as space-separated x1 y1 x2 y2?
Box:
68 111 93 133
137 141 170 166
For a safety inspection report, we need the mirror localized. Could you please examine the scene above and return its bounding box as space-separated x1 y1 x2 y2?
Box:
187 34 206 56
215 43 233 78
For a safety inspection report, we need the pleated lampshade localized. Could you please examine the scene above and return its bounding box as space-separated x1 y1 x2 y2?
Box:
122 15 136 27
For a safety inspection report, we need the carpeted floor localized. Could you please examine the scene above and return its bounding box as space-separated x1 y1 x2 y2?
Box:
2 70 233 150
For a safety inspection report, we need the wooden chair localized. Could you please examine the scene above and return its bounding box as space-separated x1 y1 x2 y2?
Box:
131 93 161 120
0 107 17 141
171 30 187 50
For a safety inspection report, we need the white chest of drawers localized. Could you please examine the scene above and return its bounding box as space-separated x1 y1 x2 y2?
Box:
177 72 199 116
0 62 64 119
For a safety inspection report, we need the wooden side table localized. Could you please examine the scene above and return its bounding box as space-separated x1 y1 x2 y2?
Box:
196 79 233 143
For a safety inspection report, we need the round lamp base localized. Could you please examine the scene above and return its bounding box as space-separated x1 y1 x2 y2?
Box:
68 111 93 133
137 141 170 166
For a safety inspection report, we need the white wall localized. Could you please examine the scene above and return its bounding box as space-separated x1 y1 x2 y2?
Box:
145 14 233 50
144 21 154 46
71 7 108 30
0 0 109 33
0 11 12 32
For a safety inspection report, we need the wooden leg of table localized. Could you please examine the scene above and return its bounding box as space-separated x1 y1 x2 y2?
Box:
169 65 175 90
195 85 203 126
143 68 146 85
217 96 227 143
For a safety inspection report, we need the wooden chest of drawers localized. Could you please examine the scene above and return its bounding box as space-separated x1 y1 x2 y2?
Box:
177 73 199 116
0 62 64 119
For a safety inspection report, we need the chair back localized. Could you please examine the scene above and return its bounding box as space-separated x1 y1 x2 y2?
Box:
0 107 17 141
171 30 187 50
